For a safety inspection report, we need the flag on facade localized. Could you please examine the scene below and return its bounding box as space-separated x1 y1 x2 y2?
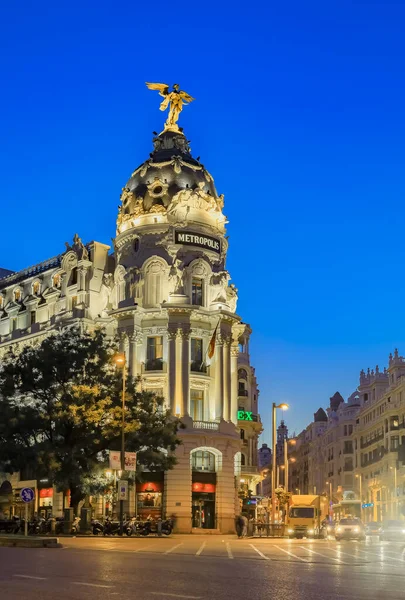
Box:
207 322 219 359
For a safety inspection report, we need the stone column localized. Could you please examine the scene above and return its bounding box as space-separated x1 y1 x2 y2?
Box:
175 332 183 416
168 329 177 414
230 344 239 424
129 332 142 378
215 336 224 420
223 339 231 421
181 328 190 417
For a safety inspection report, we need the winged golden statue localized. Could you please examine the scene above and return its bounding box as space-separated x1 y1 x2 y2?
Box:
146 83 195 132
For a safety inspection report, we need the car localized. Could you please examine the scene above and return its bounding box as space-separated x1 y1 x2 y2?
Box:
365 521 381 536
379 520 405 542
335 518 366 541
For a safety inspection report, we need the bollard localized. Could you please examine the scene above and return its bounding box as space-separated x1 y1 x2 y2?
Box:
157 518 162 537
50 517 56 535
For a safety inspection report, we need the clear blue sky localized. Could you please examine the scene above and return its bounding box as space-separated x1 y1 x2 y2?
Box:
1 1 405 441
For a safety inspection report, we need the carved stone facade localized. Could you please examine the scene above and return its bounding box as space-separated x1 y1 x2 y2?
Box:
0 126 260 533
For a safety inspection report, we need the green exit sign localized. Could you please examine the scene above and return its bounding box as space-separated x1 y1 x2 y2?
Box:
238 410 253 421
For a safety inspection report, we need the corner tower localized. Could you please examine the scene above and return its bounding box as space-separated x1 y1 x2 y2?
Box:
111 89 260 533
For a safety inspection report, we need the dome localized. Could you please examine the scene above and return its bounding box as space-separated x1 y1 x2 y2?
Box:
314 407 327 422
120 130 218 217
330 392 344 411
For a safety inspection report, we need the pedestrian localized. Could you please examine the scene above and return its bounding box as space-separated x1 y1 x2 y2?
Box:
241 513 248 537
235 514 244 538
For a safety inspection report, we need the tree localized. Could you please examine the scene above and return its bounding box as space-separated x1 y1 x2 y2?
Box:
0 328 182 513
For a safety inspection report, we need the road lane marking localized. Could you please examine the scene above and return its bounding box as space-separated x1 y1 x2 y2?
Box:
164 543 183 554
274 545 309 562
226 542 233 559
300 546 346 564
72 582 113 589
250 543 269 560
150 594 201 599
356 548 405 563
133 545 152 553
14 575 47 581
328 547 369 562
196 542 206 556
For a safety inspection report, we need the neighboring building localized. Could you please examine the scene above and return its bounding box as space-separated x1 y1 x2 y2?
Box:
354 351 405 523
0 111 261 532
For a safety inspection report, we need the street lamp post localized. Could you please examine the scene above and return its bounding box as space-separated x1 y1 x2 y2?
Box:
271 402 289 524
114 352 126 536
326 481 332 518
356 473 363 518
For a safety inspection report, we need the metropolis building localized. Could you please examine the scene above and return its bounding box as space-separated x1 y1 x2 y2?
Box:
0 89 261 533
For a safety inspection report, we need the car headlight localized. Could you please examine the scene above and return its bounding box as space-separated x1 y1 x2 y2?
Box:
336 527 342 533
288 529 293 534
308 529 314 535
354 527 360 533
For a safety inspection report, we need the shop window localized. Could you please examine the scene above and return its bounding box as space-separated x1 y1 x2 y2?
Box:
191 338 205 372
191 278 203 306
190 389 204 421
146 336 163 371
192 450 215 472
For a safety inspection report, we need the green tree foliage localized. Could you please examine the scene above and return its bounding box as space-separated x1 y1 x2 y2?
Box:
0 328 182 512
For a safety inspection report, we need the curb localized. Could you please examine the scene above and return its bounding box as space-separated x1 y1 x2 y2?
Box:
0 535 61 548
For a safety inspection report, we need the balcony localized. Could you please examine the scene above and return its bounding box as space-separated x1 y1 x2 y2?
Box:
360 432 384 449
190 361 207 374
143 359 165 372
193 420 220 431
238 390 249 397
241 465 259 475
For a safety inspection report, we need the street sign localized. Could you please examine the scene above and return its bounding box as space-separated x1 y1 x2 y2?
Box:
362 502 374 509
118 480 128 501
20 488 35 503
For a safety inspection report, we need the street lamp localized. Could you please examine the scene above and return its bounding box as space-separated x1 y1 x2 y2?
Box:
114 352 126 535
326 481 332 518
271 402 289 524
355 473 363 518
284 438 296 492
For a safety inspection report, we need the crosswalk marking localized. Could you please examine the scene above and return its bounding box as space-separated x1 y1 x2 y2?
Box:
164 543 183 554
300 546 346 564
274 545 309 562
196 542 206 556
250 543 270 560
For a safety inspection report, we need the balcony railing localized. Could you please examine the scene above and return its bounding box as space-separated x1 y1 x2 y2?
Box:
360 432 384 449
190 361 207 374
238 390 249 397
193 420 219 431
144 358 164 372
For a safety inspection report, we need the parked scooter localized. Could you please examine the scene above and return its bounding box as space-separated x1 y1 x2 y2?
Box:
103 517 121 536
92 519 104 535
71 516 81 535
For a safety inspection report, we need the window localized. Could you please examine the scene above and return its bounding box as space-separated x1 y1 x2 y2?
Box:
70 267 78 286
191 278 203 306
146 336 163 370
348 424 353 435
53 274 61 288
192 450 215 472
391 436 400 451
30 311 36 325
241 453 246 466
10 318 17 332
364 393 368 402
190 389 204 421
14 289 21 302
240 429 245 440
32 281 40 296
71 296 78 309
344 425 348 436
238 369 248 380
238 380 248 396
191 338 205 372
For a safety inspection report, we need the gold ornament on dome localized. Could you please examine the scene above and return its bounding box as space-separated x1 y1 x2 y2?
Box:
145 83 195 132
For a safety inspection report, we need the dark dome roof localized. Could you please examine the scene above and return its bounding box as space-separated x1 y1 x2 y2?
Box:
330 392 344 411
122 130 217 213
314 407 328 422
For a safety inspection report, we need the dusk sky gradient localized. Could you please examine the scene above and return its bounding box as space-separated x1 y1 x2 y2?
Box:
1 1 405 442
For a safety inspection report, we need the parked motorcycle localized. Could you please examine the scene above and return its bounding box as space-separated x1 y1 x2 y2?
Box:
103 517 121 536
71 516 81 535
92 519 104 535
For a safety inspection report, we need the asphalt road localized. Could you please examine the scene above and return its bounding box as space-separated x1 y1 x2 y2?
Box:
1 536 405 600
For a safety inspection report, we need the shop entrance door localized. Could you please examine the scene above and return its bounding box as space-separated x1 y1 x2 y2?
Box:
192 492 215 529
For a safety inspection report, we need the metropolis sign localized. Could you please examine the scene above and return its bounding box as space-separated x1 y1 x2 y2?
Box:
175 230 221 254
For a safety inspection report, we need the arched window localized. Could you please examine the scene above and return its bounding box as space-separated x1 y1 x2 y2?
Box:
13 288 21 302
53 274 61 288
191 450 216 472
32 281 40 296
238 368 248 380
144 259 166 307
70 267 78 286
